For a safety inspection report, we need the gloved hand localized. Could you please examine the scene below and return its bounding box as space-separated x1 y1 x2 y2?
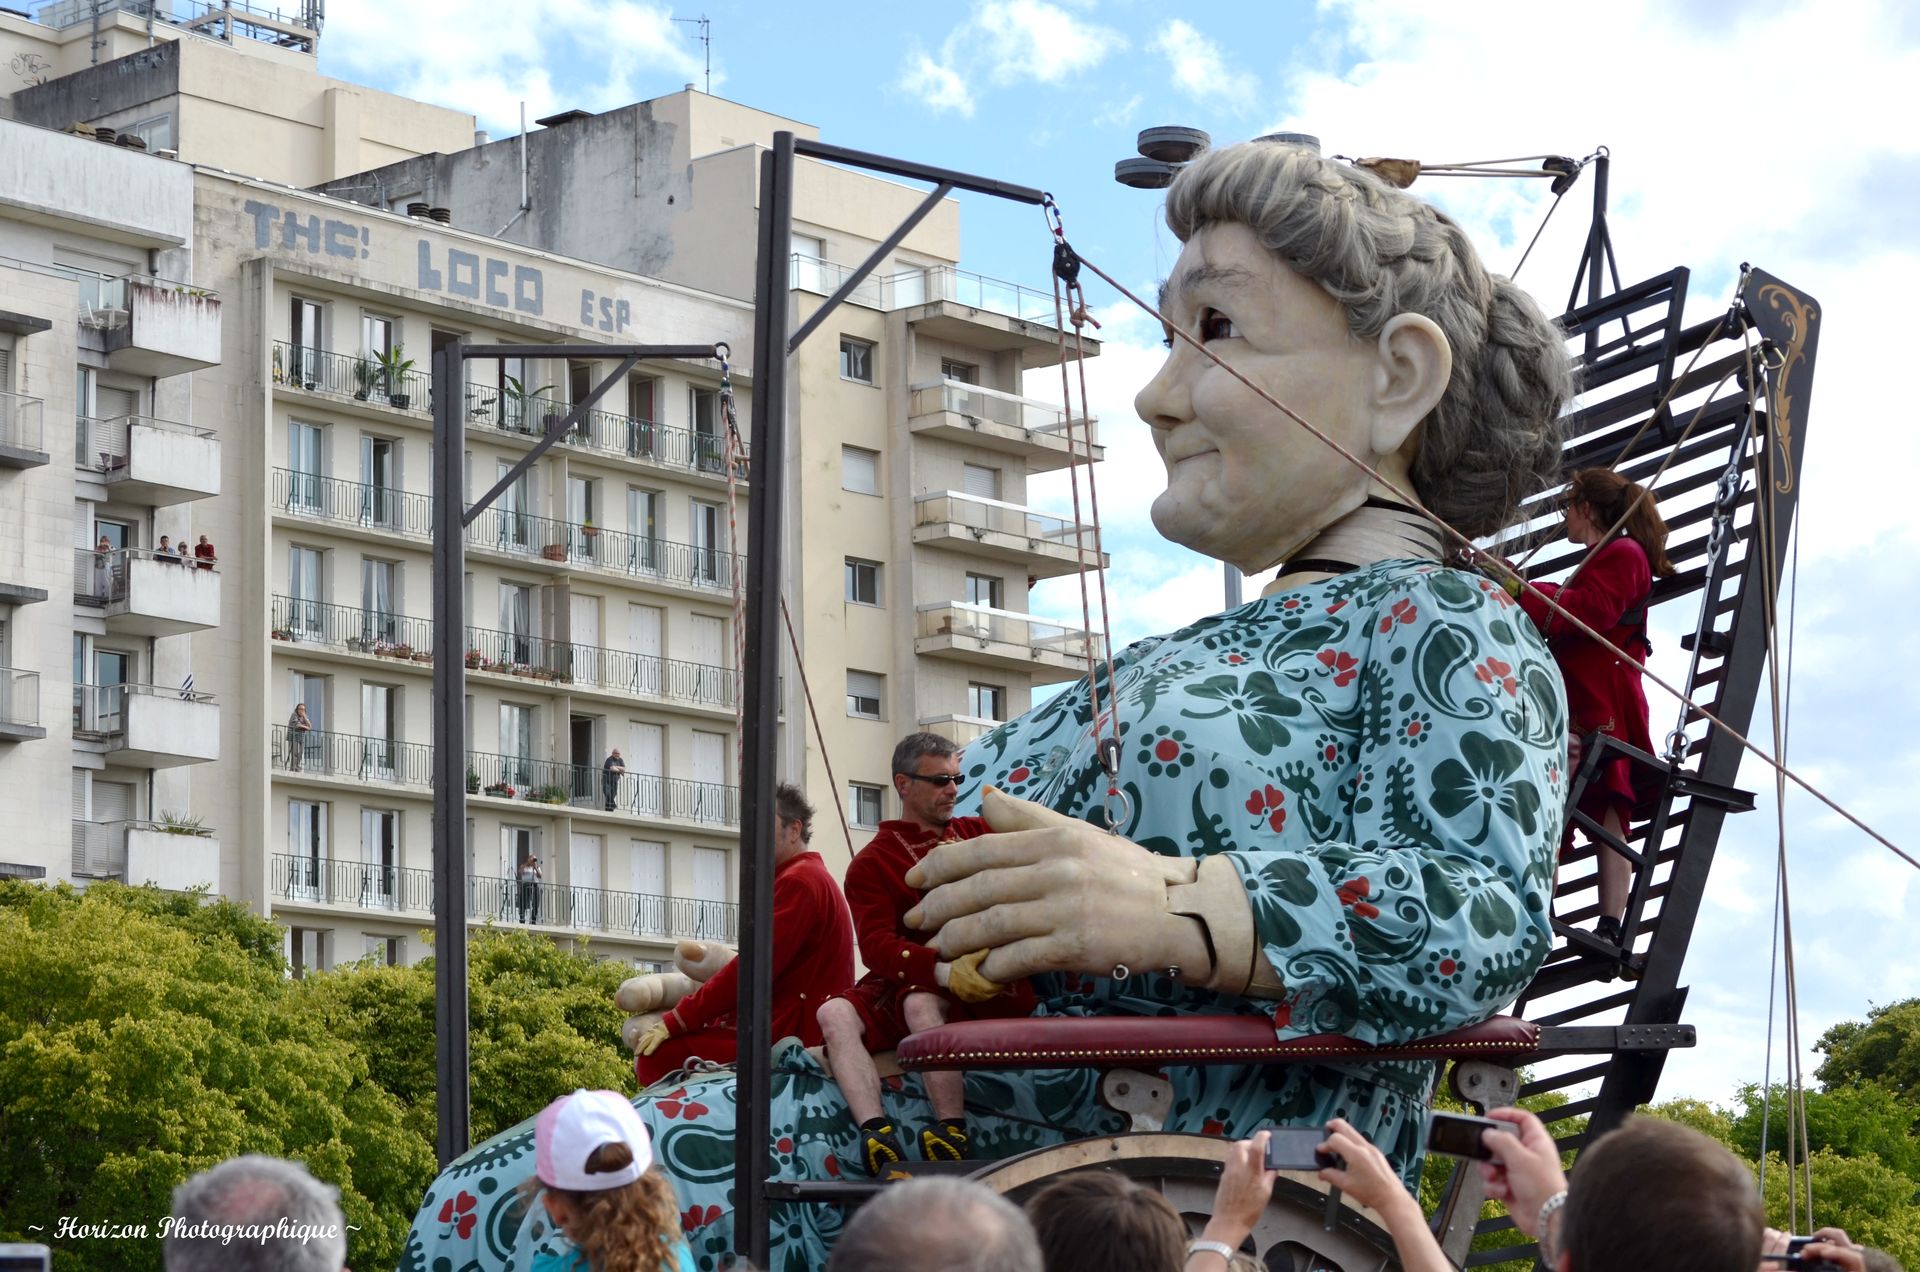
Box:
904 786 1210 986
945 948 1006 1003
635 1017 676 1057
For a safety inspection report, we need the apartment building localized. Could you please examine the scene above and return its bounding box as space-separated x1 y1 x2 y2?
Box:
321 90 1108 877
0 119 220 891
0 0 477 184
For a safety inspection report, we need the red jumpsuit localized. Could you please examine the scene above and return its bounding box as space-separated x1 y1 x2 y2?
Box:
1518 536 1655 831
637 849 855 1086
829 817 1037 1050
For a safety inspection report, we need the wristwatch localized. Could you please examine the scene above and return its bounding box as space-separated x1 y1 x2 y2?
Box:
1186 1239 1237 1264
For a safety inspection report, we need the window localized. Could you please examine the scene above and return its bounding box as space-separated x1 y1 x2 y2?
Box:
288 927 332 979
122 113 174 152
627 376 658 458
289 298 323 385
940 358 977 384
845 557 882 606
846 670 884 720
567 476 598 560
360 436 398 528
361 808 399 907
690 386 722 472
965 572 1004 610
364 935 404 966
500 703 533 784
361 558 399 645
288 546 325 638
287 800 328 898
968 682 1006 721
500 583 534 664
839 337 875 384
362 314 394 360
849 782 884 829
842 445 878 495
690 499 726 586
627 488 661 573
962 463 1001 501
286 421 323 511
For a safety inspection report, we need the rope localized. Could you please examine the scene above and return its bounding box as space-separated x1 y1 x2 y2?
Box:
717 347 747 776
780 595 857 863
1510 181 1569 282
1064 246 1915 872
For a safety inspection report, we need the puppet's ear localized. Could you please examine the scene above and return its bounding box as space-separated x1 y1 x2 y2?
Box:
1369 311 1451 461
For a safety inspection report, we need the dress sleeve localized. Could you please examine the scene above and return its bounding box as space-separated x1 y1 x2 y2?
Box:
845 851 942 992
672 867 822 1032
1222 570 1565 1045
1517 540 1649 642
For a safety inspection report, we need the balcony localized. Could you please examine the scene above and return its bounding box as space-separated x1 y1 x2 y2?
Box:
272 725 433 788
918 713 1003 747
915 601 1104 683
907 379 1102 473
73 683 220 767
80 275 222 377
272 594 435 657
792 257 1091 364
0 391 48 469
468 749 738 827
468 385 746 481
272 469 433 540
466 505 738 594
76 414 220 504
0 668 45 742
74 547 221 636
912 491 1107 579
273 341 430 413
126 822 220 891
465 624 737 713
269 852 739 943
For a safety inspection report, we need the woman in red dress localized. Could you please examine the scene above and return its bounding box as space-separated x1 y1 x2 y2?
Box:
1518 468 1675 943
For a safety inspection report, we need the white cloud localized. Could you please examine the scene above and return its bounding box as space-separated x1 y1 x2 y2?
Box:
898 52 976 117
895 0 1126 114
1149 18 1259 106
318 0 713 136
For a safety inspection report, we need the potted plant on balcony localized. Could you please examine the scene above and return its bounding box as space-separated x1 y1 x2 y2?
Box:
464 649 484 669
537 784 569 805
389 642 413 659
272 345 285 385
465 768 481 794
352 357 377 401
157 810 208 836
411 649 433 663
271 627 291 641
484 780 515 798
377 344 416 410
580 519 600 539
502 375 554 435
541 541 568 562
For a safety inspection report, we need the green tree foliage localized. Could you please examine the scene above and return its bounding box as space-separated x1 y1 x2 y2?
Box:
1816 999 1920 1102
0 882 637 1272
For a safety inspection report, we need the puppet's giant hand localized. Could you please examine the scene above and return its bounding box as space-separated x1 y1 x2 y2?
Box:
904 787 1213 986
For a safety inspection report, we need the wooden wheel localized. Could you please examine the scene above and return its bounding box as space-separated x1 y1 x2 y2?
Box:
964 1133 1403 1272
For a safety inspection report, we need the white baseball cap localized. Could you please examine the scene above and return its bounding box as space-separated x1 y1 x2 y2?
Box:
533 1089 654 1191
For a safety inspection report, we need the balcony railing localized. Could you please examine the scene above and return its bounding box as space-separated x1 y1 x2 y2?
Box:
79 271 221 314
273 468 435 537
272 341 430 409
73 681 218 735
0 668 40 727
791 256 1061 325
913 491 1093 544
918 713 1002 747
269 852 739 941
467 505 737 590
272 725 433 785
465 625 737 709
909 378 1086 435
0 390 46 455
76 413 216 473
916 601 1105 661
467 748 738 826
73 545 218 604
469 385 744 477
272 594 434 653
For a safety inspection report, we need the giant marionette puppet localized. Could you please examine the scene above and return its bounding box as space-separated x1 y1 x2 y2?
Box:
403 139 1573 1272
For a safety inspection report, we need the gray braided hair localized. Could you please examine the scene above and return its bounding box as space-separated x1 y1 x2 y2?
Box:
1164 142 1571 537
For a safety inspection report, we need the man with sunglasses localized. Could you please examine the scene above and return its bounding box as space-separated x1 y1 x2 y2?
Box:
633 781 854 1086
818 732 1038 1176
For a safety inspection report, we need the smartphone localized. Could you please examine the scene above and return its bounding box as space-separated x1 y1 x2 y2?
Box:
1264 1126 1339 1172
0 1246 51 1272
1425 1110 1502 1160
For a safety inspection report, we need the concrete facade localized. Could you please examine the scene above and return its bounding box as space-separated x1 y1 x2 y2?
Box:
320 90 1107 883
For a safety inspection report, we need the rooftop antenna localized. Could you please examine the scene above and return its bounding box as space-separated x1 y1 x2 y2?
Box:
672 14 711 93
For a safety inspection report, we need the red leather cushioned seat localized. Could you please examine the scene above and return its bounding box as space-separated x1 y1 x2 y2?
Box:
895 1013 1539 1071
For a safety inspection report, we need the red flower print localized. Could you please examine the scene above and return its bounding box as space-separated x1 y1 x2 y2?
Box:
1438 958 1458 977
776 1136 794 1154
1226 652 1247 664
1336 877 1380 920
1008 766 1031 783
1282 598 1301 610
1392 599 1417 625
1202 1118 1228 1136
1273 1000 1293 1029
1407 721 1422 738
825 1155 842 1177
1473 657 1517 696
1326 600 1347 615
1245 784 1286 832
1316 649 1359 688
684 1101 710 1118
438 1191 477 1240
683 1204 723 1230
1154 738 1181 762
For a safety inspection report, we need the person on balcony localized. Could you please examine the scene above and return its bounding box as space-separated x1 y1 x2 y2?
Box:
816 731 1037 1175
285 702 313 772
631 783 854 1086
406 139 1570 1270
157 534 177 563
517 854 543 924
194 534 217 571
93 534 112 599
602 748 627 812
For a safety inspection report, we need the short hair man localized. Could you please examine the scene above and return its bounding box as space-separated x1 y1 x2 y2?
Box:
165 1154 349 1272
634 781 855 1085
826 1176 1042 1272
816 732 1036 1175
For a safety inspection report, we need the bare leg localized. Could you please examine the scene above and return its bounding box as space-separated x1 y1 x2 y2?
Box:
1596 804 1631 923
901 992 962 1121
817 998 884 1126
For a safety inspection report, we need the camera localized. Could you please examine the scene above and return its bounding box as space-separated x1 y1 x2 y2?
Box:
1761 1236 1844 1272
1424 1110 1502 1160
1263 1126 1342 1172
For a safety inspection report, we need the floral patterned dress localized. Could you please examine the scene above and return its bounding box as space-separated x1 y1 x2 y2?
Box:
403 560 1565 1272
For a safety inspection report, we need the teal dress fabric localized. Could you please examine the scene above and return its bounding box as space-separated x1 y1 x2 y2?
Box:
402 560 1565 1272
526 1237 696 1272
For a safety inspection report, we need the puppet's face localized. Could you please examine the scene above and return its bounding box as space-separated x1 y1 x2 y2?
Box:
1135 222 1384 574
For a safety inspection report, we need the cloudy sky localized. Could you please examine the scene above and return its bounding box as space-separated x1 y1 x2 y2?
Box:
310 0 1920 1105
